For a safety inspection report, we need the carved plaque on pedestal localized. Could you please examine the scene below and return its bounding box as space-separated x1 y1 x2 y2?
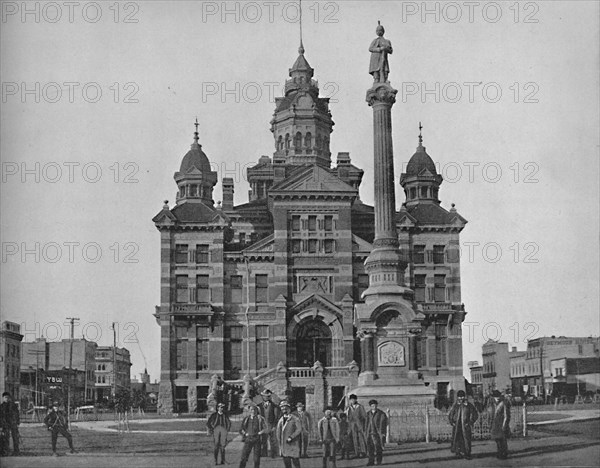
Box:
377 341 405 367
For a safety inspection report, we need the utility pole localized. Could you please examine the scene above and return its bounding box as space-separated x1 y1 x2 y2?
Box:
66 317 79 427
243 256 251 377
112 323 117 398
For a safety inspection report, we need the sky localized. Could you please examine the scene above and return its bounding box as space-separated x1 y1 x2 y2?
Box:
1 0 599 382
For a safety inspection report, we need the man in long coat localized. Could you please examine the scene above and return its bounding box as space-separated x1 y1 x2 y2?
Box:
257 389 281 458
276 401 302 468
317 407 340 468
207 402 232 465
293 402 312 458
43 402 75 456
368 23 393 83
364 400 388 466
345 394 367 458
448 390 479 459
490 390 511 459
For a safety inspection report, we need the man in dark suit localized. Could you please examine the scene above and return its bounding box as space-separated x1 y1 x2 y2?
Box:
257 389 281 458
207 402 232 465
239 405 267 468
364 399 387 466
0 392 20 456
43 401 75 456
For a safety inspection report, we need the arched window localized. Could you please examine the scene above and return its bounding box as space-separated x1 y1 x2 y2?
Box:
410 188 417 199
285 134 290 149
294 132 302 150
277 135 283 150
315 135 322 149
295 319 332 367
304 132 312 148
421 186 428 198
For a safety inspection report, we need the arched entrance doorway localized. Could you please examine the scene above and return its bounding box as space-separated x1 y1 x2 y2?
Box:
295 319 332 367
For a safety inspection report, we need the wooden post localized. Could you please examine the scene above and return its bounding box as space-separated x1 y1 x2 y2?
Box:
522 402 527 437
425 406 430 443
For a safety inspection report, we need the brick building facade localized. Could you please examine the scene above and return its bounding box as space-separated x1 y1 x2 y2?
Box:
153 42 469 414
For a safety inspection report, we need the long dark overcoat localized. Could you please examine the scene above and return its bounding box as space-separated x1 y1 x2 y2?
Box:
490 399 511 440
448 402 478 454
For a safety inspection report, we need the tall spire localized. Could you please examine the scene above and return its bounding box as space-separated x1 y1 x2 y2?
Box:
418 121 423 148
193 117 200 146
298 0 304 54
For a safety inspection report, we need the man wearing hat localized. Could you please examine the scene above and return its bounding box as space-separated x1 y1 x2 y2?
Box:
317 407 340 468
448 390 479 460
239 405 267 468
345 394 367 459
490 390 510 459
207 402 232 465
364 400 387 466
276 400 302 468
0 391 20 456
292 402 312 458
43 401 75 456
257 389 281 458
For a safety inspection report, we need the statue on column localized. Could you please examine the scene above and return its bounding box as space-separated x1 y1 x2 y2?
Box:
369 22 393 83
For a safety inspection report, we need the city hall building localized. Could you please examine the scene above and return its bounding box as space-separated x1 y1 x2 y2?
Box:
153 39 468 414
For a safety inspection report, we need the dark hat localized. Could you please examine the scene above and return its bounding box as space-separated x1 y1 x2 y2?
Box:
296 402 304 407
457 390 466 397
349 394 357 400
1 392 10 397
491 390 502 397
338 413 347 418
261 389 272 396
368 399 378 406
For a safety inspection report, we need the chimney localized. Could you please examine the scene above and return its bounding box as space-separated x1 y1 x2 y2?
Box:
222 178 234 211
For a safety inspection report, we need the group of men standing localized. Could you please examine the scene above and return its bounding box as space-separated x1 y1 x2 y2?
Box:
449 389 511 460
206 390 389 468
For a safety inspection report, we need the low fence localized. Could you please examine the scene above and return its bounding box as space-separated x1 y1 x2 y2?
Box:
387 404 524 443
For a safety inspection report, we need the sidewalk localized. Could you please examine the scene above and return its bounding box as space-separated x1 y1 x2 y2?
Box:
2 425 598 468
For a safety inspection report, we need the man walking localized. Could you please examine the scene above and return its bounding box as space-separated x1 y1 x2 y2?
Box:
276 401 302 468
448 390 479 460
317 407 339 468
0 392 20 456
43 402 75 456
257 389 281 458
364 400 387 466
490 390 510 459
207 402 232 465
293 402 312 458
239 405 267 468
345 394 367 458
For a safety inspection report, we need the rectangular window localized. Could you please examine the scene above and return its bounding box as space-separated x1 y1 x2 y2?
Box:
292 240 301 253
256 325 269 371
196 244 209 264
433 245 445 264
436 325 447 367
176 338 188 371
255 274 268 303
324 239 335 254
434 275 446 303
308 216 317 232
414 274 426 303
196 326 209 371
308 239 318 253
324 216 333 231
413 245 425 264
578 344 583 354
417 337 428 368
357 274 369 300
175 244 188 264
196 275 209 303
176 275 188 303
230 275 243 304
225 326 243 379
291 216 301 231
